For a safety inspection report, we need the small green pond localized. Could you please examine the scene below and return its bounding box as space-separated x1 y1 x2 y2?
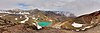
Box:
38 22 52 27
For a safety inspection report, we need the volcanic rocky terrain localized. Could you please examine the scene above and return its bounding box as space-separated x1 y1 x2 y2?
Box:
0 9 100 33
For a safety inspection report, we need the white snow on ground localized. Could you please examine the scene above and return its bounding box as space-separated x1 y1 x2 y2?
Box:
0 16 2 17
20 16 22 18
82 25 94 30
82 19 99 30
32 17 36 19
15 18 18 20
32 22 42 29
0 11 10 13
91 21 94 24
36 24 42 29
72 22 83 28
3 15 6 16
20 15 29 23
33 23 36 26
49 19 53 22
75 29 80 31
0 11 30 15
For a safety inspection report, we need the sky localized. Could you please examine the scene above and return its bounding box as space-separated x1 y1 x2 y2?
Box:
0 0 100 16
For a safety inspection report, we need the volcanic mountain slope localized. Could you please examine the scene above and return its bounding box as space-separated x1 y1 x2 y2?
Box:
76 11 100 24
1 9 100 33
52 10 100 31
0 9 75 29
73 11 100 31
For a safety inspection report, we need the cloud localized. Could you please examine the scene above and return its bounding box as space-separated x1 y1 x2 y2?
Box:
17 3 29 7
0 0 100 16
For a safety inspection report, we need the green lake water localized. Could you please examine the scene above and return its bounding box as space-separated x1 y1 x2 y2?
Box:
38 22 52 27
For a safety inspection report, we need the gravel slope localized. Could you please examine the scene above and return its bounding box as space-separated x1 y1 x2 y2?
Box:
0 24 100 33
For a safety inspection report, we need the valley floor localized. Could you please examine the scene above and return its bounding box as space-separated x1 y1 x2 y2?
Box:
0 24 100 33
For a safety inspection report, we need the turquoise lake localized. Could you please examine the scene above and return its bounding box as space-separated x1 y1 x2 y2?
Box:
38 22 52 27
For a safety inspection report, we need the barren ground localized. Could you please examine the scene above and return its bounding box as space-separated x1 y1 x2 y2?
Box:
0 24 100 33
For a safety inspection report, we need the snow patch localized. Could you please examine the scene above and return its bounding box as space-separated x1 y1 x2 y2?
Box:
20 15 29 23
15 18 18 20
75 29 80 31
81 25 93 30
0 11 10 13
85 25 93 28
0 16 2 17
72 22 83 28
49 19 53 22
20 16 22 18
32 17 36 19
32 23 42 29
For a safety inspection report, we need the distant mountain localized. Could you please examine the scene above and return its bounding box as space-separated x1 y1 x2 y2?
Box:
0 9 76 30
1 9 100 33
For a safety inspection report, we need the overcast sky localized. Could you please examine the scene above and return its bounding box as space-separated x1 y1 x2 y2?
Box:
0 0 100 16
